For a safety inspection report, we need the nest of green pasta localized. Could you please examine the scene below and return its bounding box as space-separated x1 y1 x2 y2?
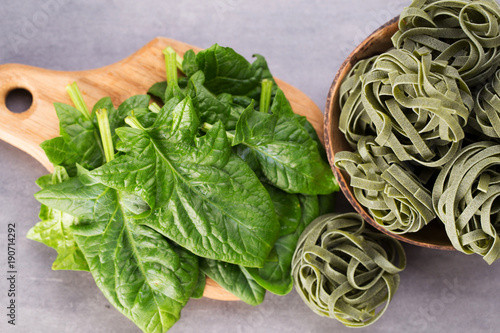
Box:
336 0 500 264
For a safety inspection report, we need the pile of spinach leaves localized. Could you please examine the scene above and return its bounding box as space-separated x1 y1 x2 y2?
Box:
27 44 339 333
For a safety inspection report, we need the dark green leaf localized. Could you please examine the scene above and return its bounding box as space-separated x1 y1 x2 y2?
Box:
27 166 88 271
200 258 265 306
233 94 338 195
116 95 151 123
40 137 80 176
187 71 241 130
196 44 262 96
35 176 199 333
88 96 279 267
246 54 277 102
54 102 104 170
264 184 302 237
148 81 168 103
182 49 199 78
148 79 189 104
243 195 319 295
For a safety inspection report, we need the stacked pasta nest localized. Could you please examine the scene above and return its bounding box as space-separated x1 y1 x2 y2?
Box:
335 0 500 264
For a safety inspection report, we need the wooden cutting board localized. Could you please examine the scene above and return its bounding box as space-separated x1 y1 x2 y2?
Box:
0 37 324 301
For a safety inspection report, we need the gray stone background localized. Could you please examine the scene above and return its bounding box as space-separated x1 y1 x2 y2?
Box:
0 0 499 332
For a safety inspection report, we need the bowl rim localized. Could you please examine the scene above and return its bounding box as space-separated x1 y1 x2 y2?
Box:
323 16 454 251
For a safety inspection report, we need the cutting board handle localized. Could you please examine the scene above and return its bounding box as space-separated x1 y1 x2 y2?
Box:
0 64 72 170
0 38 199 171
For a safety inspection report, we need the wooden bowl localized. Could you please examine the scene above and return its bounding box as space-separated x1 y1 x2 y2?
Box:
324 17 454 251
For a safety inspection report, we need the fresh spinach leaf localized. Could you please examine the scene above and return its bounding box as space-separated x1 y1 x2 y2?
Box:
115 95 151 123
182 49 199 78
195 44 262 96
40 137 81 176
53 102 104 170
245 53 277 103
88 96 279 267
232 92 337 195
148 79 190 104
148 81 168 103
264 184 302 237
35 175 199 333
200 258 265 306
243 194 320 296
42 96 152 174
27 166 88 271
186 71 242 130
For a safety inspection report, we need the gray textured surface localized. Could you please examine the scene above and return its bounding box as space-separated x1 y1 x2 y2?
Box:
0 0 499 332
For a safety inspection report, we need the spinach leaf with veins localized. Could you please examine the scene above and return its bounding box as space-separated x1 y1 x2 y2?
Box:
35 173 199 333
243 193 320 296
27 166 88 271
186 71 244 131
200 258 265 306
41 102 104 174
88 95 279 267
195 43 263 96
40 92 151 175
231 89 338 195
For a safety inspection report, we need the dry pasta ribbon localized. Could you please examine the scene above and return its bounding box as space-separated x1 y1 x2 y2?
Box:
361 47 473 167
292 213 406 328
392 0 500 86
433 141 500 264
470 68 500 138
335 136 435 234
339 56 378 148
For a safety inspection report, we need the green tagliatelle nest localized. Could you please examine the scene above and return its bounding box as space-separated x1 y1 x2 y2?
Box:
292 213 406 328
433 141 500 264
393 0 500 86
362 47 473 167
335 136 435 233
335 0 500 263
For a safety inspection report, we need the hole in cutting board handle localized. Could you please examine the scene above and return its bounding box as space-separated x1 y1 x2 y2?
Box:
5 88 33 113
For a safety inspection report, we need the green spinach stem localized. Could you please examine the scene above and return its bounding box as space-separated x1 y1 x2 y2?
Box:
66 82 91 120
96 108 114 163
176 53 184 72
259 79 273 114
125 113 146 131
149 102 161 113
201 122 235 140
163 46 179 86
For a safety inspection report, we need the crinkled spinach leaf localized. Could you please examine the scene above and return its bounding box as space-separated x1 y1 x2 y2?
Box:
200 258 265 306
195 44 262 96
232 89 337 195
243 194 320 296
27 166 88 271
41 95 152 175
88 96 279 267
186 71 243 130
47 102 104 171
35 175 199 333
